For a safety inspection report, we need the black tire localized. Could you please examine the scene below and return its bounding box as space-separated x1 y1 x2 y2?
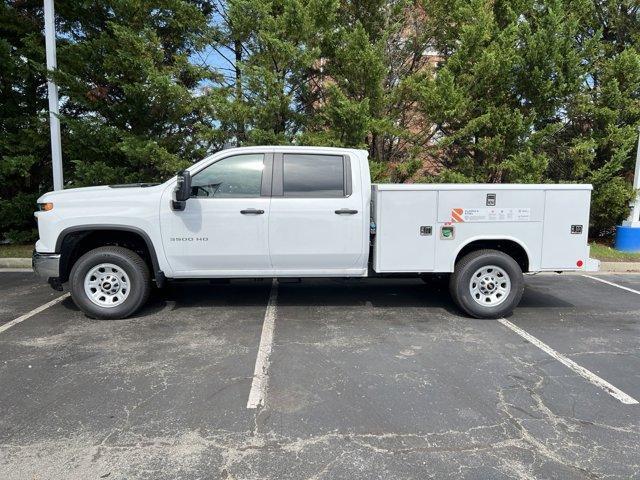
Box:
449 249 524 319
69 246 151 319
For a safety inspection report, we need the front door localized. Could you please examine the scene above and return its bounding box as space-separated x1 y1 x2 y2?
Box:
268 152 365 273
160 153 273 276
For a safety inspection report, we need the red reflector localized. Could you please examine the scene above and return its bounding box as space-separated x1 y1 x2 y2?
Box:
576 260 584 267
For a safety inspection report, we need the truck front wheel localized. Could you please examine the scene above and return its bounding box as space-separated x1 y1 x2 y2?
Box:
449 249 524 319
69 246 151 319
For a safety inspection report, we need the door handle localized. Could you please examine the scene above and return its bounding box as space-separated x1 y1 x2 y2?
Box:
240 209 264 215
335 209 358 215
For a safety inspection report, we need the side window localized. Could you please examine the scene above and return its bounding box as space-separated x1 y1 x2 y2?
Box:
191 154 264 198
283 154 345 197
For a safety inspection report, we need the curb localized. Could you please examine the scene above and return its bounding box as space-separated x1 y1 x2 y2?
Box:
599 261 640 273
2 258 640 272
0 258 32 268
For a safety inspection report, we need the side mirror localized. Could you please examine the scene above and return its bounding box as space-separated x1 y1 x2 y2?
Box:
172 170 191 211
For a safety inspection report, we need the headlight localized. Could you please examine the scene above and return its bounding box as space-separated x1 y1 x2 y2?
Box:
38 202 54 211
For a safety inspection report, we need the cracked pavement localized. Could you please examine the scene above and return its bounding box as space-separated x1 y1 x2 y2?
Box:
0 273 638 479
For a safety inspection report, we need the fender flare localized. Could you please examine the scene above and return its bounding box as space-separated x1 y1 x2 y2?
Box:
450 235 532 272
55 225 164 286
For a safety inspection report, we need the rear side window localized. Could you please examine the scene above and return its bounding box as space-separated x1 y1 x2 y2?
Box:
283 154 345 197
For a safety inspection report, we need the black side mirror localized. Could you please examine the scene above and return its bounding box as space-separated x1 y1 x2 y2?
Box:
172 170 191 211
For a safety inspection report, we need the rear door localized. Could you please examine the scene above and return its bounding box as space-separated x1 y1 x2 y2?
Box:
268 152 365 273
541 189 591 269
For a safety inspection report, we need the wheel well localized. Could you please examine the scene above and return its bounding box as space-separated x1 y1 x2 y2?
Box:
455 240 529 272
58 229 158 283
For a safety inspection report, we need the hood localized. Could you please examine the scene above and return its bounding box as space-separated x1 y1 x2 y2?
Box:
37 183 165 203
38 185 111 202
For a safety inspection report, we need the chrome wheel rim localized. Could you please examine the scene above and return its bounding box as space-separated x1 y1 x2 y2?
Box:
469 265 511 307
84 263 131 308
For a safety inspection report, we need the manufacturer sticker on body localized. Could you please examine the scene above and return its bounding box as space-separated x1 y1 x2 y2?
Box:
451 207 531 223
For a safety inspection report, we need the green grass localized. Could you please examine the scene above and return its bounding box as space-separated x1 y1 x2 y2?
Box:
589 242 640 262
0 244 34 258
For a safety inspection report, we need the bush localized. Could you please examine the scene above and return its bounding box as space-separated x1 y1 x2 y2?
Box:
0 192 39 243
589 175 634 237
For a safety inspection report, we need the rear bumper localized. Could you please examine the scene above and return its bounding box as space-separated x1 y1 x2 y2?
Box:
584 257 600 272
32 251 61 279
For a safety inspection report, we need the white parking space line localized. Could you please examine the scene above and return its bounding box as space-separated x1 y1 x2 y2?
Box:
247 279 278 409
498 318 639 405
0 293 70 335
583 275 640 296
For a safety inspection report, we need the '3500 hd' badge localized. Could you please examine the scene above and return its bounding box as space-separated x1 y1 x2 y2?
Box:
169 237 209 242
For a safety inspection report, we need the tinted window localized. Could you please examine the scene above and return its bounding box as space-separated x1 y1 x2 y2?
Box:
191 154 264 198
283 154 344 197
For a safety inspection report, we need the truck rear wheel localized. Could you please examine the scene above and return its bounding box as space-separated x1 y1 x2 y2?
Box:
449 249 524 319
69 246 151 319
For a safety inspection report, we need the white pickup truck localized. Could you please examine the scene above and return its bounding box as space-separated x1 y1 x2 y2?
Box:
33 146 599 319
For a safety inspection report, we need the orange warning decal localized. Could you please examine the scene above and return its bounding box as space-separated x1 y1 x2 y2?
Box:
451 208 465 223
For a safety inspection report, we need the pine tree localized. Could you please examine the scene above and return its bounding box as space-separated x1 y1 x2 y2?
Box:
208 0 339 145
412 0 639 234
1 0 219 242
53 0 217 186
303 0 439 176
0 1 49 242
561 0 640 234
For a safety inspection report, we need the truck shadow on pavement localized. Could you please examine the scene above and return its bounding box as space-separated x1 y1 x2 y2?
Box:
517 287 575 309
127 277 576 320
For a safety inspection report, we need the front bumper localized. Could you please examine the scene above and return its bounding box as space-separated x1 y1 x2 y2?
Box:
32 251 61 279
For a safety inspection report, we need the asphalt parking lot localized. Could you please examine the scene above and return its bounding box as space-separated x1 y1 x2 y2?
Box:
0 271 639 479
